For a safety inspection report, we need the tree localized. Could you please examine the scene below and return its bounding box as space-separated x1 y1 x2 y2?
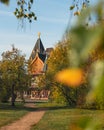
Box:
54 1 104 129
56 0 104 108
0 45 30 106
70 0 90 16
38 41 78 105
46 42 69 103
0 0 37 26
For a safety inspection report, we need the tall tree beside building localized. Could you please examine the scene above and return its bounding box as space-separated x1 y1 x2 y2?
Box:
41 41 78 105
0 45 30 106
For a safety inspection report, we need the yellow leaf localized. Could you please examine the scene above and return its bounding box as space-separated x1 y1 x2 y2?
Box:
55 68 83 87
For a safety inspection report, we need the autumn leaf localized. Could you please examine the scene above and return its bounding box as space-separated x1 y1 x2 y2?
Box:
55 68 83 87
70 5 75 10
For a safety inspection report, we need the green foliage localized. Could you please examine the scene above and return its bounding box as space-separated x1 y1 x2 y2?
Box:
0 87 10 102
43 42 79 106
46 42 71 104
70 0 90 16
49 86 66 104
0 0 36 27
0 45 30 104
66 0 104 110
14 0 37 25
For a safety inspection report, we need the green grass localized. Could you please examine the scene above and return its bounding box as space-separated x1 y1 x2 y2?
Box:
31 102 104 130
0 102 35 127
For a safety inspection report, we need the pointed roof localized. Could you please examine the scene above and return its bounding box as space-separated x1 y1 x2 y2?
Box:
38 53 46 62
30 37 45 61
33 38 45 54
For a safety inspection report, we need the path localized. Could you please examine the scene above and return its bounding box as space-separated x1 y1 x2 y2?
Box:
0 103 45 130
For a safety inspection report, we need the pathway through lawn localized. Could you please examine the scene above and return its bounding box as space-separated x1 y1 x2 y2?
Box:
0 103 45 130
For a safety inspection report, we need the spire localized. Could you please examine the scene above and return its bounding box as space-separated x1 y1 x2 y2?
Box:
30 33 45 61
38 32 41 38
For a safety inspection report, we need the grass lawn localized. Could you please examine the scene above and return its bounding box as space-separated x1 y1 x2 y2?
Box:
0 102 35 127
31 102 104 130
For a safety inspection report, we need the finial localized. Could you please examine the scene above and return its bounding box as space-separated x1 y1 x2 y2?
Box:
38 32 41 38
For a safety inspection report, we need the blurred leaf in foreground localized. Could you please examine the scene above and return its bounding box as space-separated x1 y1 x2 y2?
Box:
55 68 83 87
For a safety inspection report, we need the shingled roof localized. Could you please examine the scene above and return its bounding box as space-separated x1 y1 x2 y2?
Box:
34 38 45 54
30 37 46 61
38 53 46 62
29 34 54 76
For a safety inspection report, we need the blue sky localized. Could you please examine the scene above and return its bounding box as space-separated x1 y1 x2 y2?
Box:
0 0 97 60
0 0 72 59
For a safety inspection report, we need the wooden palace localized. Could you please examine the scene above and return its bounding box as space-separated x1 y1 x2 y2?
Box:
24 33 53 100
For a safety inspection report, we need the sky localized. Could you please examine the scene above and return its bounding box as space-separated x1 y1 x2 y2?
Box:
0 0 97 60
0 0 72 59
